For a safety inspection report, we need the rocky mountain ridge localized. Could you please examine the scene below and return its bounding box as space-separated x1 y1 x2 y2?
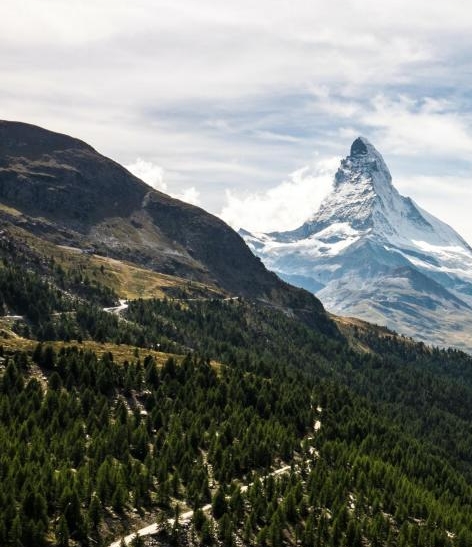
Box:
0 120 331 331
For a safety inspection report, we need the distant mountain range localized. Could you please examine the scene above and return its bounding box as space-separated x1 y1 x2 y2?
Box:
241 137 472 352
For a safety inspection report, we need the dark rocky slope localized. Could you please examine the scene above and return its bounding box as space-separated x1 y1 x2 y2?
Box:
0 120 332 332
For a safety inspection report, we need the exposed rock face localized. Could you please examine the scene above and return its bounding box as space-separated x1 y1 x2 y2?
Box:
0 120 149 226
350 136 369 156
241 138 472 352
0 120 333 332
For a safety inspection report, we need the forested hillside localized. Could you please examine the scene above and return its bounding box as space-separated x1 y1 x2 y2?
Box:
2 263 472 545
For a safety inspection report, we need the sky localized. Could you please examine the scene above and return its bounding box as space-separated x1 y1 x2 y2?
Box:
3 0 472 241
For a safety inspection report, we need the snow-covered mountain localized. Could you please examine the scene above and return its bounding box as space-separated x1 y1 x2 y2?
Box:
241 137 472 352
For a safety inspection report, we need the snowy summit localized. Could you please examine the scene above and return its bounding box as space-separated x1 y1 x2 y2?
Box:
241 138 472 352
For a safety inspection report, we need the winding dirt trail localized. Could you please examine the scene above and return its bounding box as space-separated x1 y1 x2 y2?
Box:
103 299 129 314
107 414 322 547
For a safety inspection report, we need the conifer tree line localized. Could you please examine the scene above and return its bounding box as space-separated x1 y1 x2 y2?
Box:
3 265 472 544
0 345 313 545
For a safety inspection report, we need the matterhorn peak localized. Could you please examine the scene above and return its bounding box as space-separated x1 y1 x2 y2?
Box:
350 136 370 156
349 136 382 160
334 136 392 191
241 137 472 352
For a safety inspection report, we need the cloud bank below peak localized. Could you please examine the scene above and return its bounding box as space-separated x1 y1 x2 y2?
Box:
220 158 338 233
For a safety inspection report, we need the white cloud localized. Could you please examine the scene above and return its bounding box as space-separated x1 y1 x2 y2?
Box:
305 93 472 161
125 158 200 206
220 157 338 232
125 158 167 191
174 187 201 206
0 0 448 119
362 95 472 157
253 130 302 143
